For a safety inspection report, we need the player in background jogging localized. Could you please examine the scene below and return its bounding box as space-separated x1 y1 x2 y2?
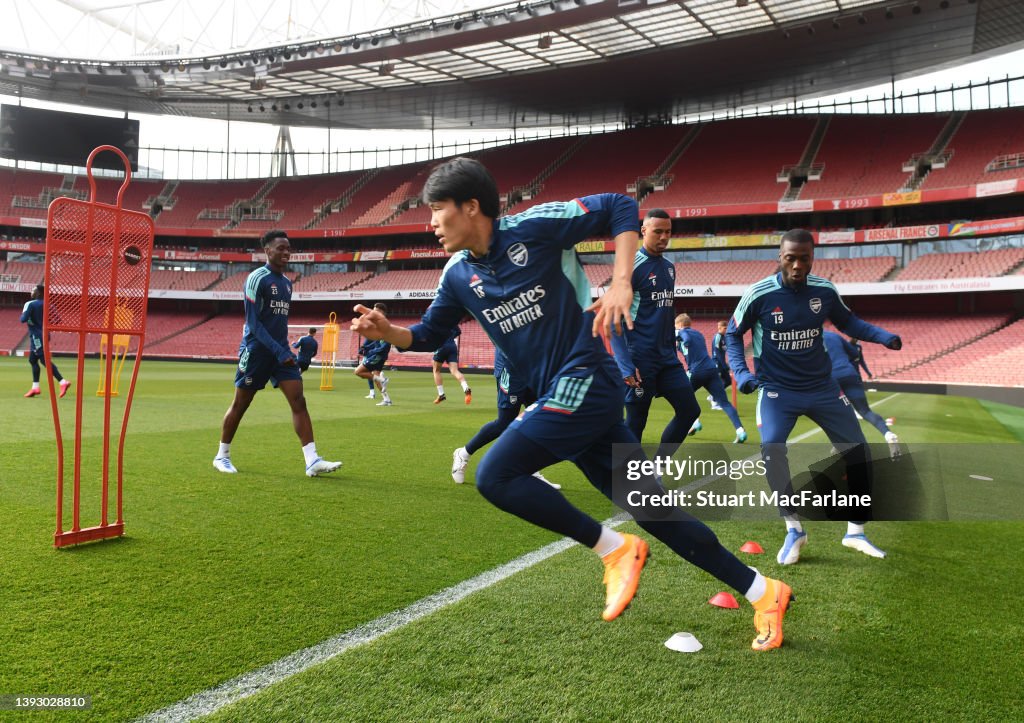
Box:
727 229 902 565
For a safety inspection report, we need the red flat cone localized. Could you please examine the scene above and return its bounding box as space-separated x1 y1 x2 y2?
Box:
708 592 739 609
740 541 764 554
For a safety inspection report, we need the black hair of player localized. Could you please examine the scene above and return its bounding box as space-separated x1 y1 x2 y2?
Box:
780 228 815 247
263 229 288 247
373 302 388 314
422 157 500 219
645 208 671 221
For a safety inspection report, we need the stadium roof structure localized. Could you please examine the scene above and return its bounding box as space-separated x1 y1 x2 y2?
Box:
1 0 1023 131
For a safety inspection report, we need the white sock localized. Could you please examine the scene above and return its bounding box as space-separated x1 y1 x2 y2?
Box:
373 374 383 384
736 426 745 435
744 568 767 604
302 442 318 466
784 516 803 533
847 522 865 536
32 382 41 390
382 392 391 403
460 380 470 392
592 527 625 558
436 385 445 395
216 442 230 459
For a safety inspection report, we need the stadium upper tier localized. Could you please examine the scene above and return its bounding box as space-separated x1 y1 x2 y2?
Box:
3 110 1023 233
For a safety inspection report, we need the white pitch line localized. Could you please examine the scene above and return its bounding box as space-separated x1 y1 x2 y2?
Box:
140 392 901 721
137 535 592 722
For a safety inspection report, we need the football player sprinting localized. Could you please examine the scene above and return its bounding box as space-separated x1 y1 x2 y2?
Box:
353 158 793 650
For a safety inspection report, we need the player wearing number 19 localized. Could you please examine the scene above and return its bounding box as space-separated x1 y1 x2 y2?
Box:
352 158 792 650
726 229 902 565
212 230 342 478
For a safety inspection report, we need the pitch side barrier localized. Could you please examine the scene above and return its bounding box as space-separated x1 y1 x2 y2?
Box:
865 381 1024 408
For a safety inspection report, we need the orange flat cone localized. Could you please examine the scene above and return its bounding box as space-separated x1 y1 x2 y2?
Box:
740 541 764 554
708 592 739 609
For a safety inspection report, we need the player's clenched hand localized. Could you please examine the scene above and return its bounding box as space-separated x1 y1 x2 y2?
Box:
351 304 390 340
623 368 642 388
739 378 761 394
587 281 634 339
886 336 902 351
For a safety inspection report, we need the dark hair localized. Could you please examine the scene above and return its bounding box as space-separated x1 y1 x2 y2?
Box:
35 283 44 293
645 208 671 221
373 302 388 313
308 327 317 335
263 229 288 247
422 157 500 219
780 228 815 247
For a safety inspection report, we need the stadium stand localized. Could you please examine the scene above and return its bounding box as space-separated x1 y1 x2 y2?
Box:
826 313 1011 379
811 257 897 283
800 114 949 199
149 269 221 291
72 174 165 215
348 269 443 291
674 259 777 286
142 314 243 359
672 257 896 286
643 117 817 208
897 248 1024 280
0 307 27 354
155 179 265 228
904 317 1024 387
389 136 584 225
46 310 212 355
292 271 373 292
315 165 422 230
207 268 298 292
234 172 362 231
921 107 1024 189
2 261 45 285
517 126 689 208
583 263 613 288
0 168 68 220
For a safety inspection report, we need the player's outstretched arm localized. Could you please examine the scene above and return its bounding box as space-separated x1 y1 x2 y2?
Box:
351 304 413 349
588 228 638 338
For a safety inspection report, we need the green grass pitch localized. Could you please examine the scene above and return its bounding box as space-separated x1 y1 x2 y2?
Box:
1 357 1021 721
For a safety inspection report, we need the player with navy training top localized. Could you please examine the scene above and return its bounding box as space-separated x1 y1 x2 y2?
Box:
674 313 747 443
451 348 558 489
20 283 71 399
711 319 731 405
213 230 342 478
824 331 898 452
352 158 793 650
609 208 701 458
431 325 472 404
726 229 902 564
292 327 319 373
353 302 393 406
